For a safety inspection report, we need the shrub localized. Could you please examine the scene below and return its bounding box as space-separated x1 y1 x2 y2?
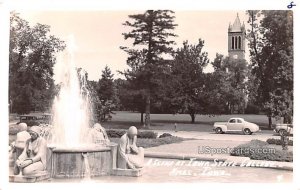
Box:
231 139 293 162
106 129 157 139
106 129 126 138
137 131 157 139
266 138 293 146
250 149 293 162
110 136 185 148
159 133 173 138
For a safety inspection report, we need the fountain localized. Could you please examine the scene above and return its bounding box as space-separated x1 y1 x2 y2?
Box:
46 35 117 179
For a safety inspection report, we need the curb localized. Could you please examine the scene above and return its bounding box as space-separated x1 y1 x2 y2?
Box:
145 152 227 162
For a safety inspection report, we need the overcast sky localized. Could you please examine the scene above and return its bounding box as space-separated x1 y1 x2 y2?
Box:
17 10 250 82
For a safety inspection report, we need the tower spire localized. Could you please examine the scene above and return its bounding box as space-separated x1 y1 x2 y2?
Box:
231 13 242 32
228 13 246 60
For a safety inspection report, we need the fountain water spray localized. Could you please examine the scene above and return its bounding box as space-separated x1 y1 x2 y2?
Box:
51 35 92 147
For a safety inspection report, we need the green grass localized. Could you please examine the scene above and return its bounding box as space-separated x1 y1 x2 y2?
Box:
9 111 276 133
100 111 276 131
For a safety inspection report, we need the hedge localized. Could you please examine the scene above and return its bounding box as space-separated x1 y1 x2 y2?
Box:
230 139 293 162
266 138 293 146
106 129 157 139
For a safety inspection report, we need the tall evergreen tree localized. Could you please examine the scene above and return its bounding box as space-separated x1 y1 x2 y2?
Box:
96 66 116 121
121 10 177 128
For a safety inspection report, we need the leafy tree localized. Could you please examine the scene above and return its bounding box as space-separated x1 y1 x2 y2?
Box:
121 10 177 127
165 40 209 123
9 12 65 114
210 54 249 114
247 10 293 126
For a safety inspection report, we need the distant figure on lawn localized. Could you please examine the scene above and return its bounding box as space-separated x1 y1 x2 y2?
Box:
117 126 144 170
15 126 47 175
87 123 110 145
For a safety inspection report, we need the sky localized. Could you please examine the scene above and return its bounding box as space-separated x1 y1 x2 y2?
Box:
17 10 250 82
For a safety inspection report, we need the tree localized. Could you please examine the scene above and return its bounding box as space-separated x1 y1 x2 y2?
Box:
165 40 209 123
121 10 177 128
115 78 146 124
9 12 65 114
96 66 116 121
210 54 249 114
247 10 293 126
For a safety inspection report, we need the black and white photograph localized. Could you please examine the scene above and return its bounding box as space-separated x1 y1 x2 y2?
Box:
0 0 298 189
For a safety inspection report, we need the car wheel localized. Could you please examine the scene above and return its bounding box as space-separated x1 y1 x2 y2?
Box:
215 127 223 134
243 128 252 135
278 129 287 136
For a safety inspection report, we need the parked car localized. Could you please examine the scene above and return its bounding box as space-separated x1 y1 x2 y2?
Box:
274 124 293 136
17 114 52 126
213 118 260 135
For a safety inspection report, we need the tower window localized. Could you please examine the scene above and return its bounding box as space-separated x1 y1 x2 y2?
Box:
231 36 234 49
235 36 237 49
238 36 241 49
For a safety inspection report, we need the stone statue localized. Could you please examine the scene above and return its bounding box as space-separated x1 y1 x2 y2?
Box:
87 123 110 145
12 123 31 174
117 126 144 170
15 126 47 176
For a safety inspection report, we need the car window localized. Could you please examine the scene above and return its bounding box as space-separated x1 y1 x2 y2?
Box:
229 119 236 123
237 119 243 123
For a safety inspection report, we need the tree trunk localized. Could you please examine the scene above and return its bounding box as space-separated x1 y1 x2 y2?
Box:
144 94 151 128
140 112 144 124
268 115 272 129
190 113 195 123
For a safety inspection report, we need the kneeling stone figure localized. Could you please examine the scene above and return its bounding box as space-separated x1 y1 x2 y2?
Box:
117 126 144 170
15 126 47 176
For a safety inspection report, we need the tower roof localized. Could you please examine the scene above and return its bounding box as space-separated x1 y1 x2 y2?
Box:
230 13 243 32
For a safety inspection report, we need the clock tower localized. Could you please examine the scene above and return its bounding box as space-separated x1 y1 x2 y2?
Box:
228 13 246 60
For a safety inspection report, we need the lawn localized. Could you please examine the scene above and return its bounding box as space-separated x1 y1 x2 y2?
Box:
101 111 276 131
9 111 276 133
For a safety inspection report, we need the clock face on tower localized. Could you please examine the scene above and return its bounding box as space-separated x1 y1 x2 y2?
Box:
233 54 238 59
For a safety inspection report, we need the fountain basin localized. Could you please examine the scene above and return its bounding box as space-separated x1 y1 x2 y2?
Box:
47 143 118 178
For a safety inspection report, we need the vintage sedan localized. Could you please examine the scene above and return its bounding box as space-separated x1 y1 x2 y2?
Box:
213 118 260 135
274 124 293 136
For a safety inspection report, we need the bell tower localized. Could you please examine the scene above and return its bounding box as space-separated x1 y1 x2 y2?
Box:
228 13 246 60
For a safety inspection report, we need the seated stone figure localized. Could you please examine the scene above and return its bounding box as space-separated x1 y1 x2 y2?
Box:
15 126 47 176
12 123 31 174
87 123 110 145
117 126 144 170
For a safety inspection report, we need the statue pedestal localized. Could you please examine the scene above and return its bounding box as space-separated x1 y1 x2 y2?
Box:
48 143 118 178
9 171 50 183
111 168 143 177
